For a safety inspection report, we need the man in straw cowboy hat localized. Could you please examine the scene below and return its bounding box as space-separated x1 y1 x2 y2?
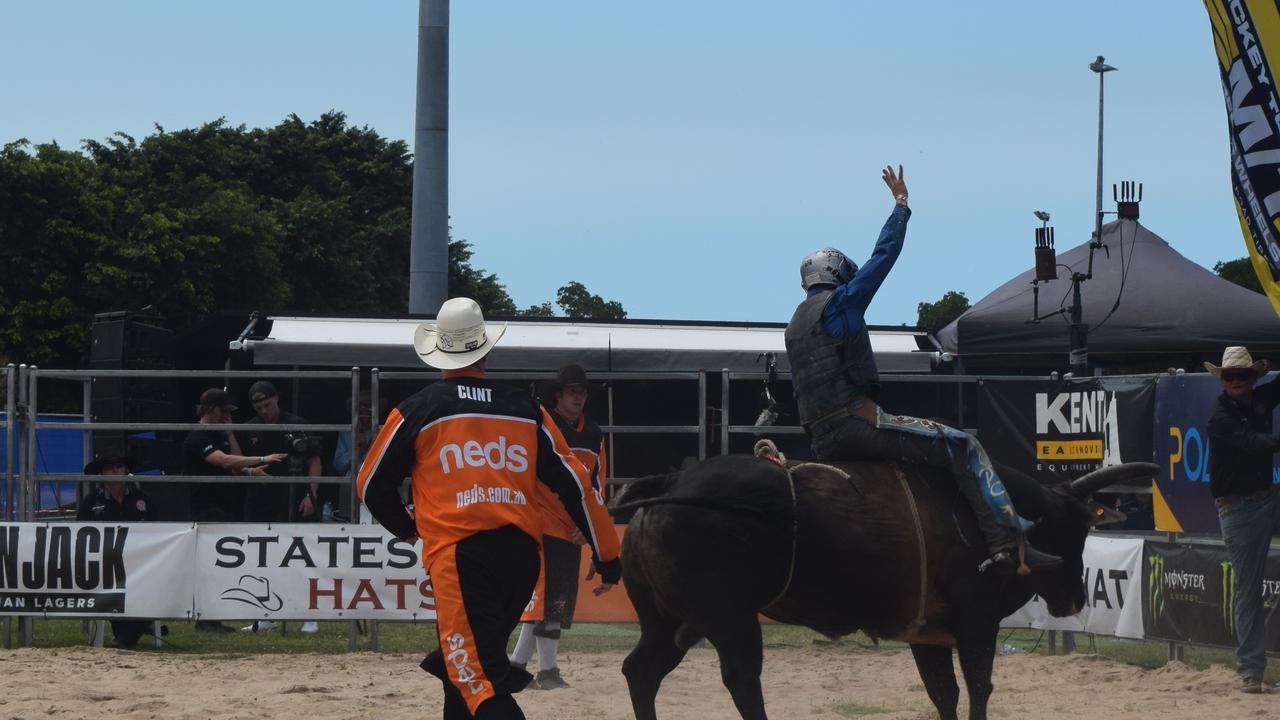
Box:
357 297 620 720
1206 346 1280 694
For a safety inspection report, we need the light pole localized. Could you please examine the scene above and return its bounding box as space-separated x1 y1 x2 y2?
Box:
1088 56 1117 261
1070 55 1116 377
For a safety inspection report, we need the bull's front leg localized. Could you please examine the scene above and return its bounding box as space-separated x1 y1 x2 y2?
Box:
953 621 999 720
909 644 959 720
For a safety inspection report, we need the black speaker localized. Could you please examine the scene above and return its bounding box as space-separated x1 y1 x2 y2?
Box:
89 311 180 475
90 311 175 369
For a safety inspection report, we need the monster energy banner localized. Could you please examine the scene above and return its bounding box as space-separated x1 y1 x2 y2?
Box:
1145 540 1280 650
977 377 1155 484
1204 1 1280 317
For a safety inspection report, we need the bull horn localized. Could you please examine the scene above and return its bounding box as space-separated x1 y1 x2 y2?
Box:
1069 462 1159 498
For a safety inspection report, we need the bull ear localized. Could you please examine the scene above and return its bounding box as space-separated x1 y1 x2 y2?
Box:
1087 501 1126 527
1069 462 1159 499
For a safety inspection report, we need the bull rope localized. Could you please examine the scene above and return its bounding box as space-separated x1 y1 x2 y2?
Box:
753 440 798 610
892 463 929 633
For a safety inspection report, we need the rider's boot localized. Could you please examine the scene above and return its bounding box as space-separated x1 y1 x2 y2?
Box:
981 535 1062 576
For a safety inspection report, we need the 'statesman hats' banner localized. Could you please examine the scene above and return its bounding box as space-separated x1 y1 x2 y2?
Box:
1205 1 1280 318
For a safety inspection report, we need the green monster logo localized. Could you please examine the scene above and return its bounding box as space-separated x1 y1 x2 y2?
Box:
1148 554 1165 625
1222 560 1237 636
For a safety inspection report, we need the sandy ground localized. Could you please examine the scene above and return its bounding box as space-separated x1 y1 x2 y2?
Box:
1 643 1276 720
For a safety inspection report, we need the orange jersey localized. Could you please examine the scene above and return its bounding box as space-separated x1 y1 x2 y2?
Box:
357 369 620 570
531 409 606 541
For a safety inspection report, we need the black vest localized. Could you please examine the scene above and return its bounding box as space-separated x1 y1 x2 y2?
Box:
784 289 880 428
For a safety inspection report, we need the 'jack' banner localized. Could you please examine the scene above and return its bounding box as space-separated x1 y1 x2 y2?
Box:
0 523 195 618
1205 1 1280 316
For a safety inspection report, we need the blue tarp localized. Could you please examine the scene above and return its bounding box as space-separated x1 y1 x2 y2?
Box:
0 414 87 514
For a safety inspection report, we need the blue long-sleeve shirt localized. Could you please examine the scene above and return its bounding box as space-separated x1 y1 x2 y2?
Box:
811 204 911 337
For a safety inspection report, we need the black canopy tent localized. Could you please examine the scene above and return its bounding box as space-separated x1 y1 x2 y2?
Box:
936 219 1280 373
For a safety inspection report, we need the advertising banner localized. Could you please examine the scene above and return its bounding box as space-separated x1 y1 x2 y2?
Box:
978 377 1155 484
193 523 636 622
1144 540 1280 650
1204 0 1280 317
0 522 194 617
1151 374 1280 533
194 524 434 621
1001 535 1145 638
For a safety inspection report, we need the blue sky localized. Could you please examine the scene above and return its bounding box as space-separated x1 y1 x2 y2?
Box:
2 1 1241 325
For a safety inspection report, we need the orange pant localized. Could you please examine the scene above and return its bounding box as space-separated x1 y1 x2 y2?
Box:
421 526 540 717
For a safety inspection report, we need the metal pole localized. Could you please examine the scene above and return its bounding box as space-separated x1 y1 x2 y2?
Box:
1095 68 1105 248
20 366 33 647
348 367 360 523
80 378 92 509
1069 276 1088 376
697 371 706 460
408 0 450 313
5 364 15 522
720 370 730 455
24 366 37 522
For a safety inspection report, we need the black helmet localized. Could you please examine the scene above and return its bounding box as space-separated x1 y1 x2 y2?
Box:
799 247 857 290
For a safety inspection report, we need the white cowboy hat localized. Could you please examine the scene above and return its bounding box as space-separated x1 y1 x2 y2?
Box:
1204 346 1270 377
413 297 507 370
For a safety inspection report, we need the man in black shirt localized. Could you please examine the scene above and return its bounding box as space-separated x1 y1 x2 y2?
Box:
77 454 161 649
181 388 287 633
181 388 287 522
1207 346 1280 693
239 380 321 523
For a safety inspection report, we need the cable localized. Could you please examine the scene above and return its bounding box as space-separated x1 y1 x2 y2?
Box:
1089 221 1133 332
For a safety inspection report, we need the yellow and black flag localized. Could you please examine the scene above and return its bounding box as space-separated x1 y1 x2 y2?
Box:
1205 0 1280 316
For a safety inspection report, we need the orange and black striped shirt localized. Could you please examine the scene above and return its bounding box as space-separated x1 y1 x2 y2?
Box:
532 408 606 541
357 369 620 571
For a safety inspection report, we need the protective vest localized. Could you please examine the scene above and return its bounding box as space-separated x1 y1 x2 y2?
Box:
784 288 879 428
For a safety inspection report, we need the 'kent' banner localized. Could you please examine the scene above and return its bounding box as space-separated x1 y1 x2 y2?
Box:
1205 1 1280 317
977 377 1155 485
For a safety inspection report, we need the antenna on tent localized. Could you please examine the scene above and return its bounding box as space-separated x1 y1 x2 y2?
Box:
1027 212 1069 326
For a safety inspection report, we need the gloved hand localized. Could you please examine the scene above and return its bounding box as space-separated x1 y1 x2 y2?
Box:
593 557 622 585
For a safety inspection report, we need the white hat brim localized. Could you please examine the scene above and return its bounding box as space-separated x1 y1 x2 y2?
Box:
1204 359 1269 377
413 323 507 370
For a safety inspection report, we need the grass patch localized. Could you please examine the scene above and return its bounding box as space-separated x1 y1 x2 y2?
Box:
6 618 1275 687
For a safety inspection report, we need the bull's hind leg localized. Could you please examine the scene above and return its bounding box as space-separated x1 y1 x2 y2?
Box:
910 644 959 720
622 597 689 720
704 615 768 720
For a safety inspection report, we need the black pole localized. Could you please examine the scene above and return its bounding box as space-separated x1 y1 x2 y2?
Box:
1069 274 1088 376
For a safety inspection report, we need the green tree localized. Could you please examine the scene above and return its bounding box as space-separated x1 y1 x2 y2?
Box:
553 281 627 319
1213 257 1264 294
0 112 614 368
448 238 517 316
916 290 970 333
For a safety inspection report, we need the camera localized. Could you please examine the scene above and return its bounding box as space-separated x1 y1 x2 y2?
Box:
282 431 323 456
281 431 323 477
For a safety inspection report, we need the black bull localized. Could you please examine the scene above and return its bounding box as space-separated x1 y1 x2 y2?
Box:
610 453 1156 720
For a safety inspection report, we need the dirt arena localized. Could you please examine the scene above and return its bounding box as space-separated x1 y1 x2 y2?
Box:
2 643 1275 720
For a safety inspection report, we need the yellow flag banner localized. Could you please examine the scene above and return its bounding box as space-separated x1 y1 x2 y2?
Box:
1205 0 1280 316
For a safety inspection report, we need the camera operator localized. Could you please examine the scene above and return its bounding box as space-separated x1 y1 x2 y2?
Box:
240 381 324 634
240 381 322 524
